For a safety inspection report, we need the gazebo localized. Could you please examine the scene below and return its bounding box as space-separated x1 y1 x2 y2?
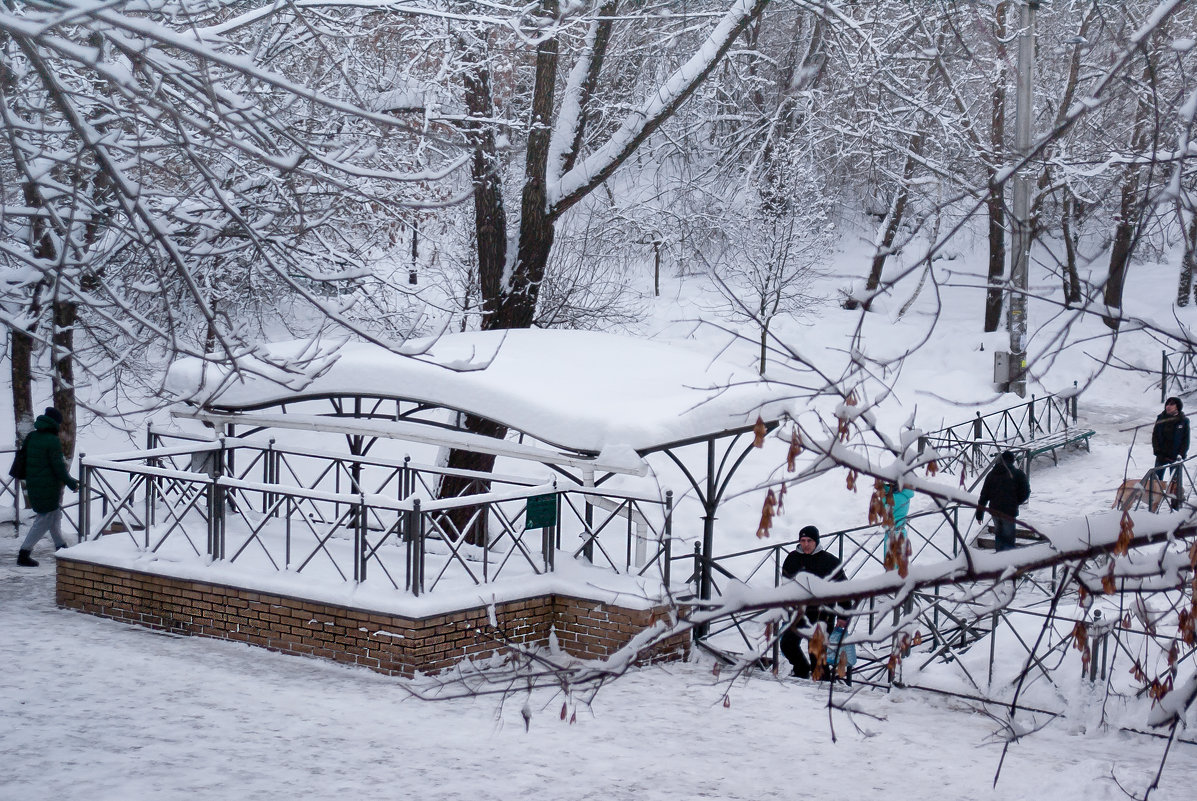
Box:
58 329 793 675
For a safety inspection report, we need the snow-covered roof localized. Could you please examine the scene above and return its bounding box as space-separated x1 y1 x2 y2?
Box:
164 329 794 457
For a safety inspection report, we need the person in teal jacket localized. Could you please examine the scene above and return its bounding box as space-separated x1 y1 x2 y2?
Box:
882 482 915 552
17 407 78 567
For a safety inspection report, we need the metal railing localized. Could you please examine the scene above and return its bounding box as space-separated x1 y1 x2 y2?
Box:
676 507 972 667
1160 348 1197 403
917 392 1080 478
77 437 675 597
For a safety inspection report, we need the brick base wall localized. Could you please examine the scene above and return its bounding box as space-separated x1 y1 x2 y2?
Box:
56 558 689 676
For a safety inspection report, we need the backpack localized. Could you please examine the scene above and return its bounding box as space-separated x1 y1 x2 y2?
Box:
8 437 27 481
1016 472 1031 505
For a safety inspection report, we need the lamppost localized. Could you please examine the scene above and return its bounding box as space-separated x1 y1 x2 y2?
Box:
1005 0 1039 397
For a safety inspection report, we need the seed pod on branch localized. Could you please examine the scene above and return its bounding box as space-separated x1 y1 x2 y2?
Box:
752 416 767 448
809 625 827 681
1101 562 1117 594
755 489 777 539
925 460 938 477
884 533 911 577
1071 621 1088 651
787 430 803 472
846 469 858 492
1114 511 1134 556
868 480 886 526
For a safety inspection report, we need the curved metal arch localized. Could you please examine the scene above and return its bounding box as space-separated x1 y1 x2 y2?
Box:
191 391 601 458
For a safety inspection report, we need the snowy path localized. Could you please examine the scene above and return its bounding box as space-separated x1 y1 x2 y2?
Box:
2 530 1195 801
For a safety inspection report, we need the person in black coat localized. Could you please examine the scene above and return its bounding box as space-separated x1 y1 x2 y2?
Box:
1152 397 1189 509
16 407 78 566
1153 397 1190 465
779 525 850 680
975 451 1030 552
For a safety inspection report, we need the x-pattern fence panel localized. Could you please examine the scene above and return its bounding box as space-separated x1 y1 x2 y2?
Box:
917 393 1078 479
689 509 1195 711
1117 455 1197 514
79 440 673 598
5 444 83 536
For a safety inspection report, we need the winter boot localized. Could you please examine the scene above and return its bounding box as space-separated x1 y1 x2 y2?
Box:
17 549 38 567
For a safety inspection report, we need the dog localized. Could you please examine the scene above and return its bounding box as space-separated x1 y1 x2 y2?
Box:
1112 478 1173 512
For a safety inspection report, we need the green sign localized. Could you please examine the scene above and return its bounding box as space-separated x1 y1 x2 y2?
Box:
525 493 557 529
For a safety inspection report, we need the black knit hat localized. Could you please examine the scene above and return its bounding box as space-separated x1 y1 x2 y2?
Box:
43 407 63 424
798 525 820 545
1166 396 1183 411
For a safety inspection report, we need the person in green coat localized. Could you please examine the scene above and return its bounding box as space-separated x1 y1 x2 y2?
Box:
17 407 78 567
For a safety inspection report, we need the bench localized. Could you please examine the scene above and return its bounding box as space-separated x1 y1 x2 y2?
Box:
1009 428 1096 474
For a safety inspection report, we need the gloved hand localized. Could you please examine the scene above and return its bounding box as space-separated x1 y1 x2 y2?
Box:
974 508 984 523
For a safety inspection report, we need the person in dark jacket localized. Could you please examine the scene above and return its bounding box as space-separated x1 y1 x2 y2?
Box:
17 407 78 567
1152 397 1189 509
779 525 851 681
975 451 1030 552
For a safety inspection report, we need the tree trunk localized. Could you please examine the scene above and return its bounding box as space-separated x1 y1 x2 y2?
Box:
439 415 506 547
462 51 508 329
1181 211 1197 307
1061 192 1083 307
10 178 56 442
984 2 1009 333
10 330 37 442
440 3 560 542
1102 175 1141 330
860 132 924 311
50 298 78 461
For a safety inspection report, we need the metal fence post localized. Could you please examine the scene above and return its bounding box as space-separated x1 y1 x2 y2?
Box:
265 438 277 516
207 478 218 559
78 455 89 542
406 499 423 597
1162 349 1168 404
662 490 673 589
988 611 998 686
355 493 367 583
1087 609 1103 682
972 413 982 463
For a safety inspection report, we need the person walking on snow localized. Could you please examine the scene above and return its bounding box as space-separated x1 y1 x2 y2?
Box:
975 451 1030 552
16 407 78 567
780 525 852 681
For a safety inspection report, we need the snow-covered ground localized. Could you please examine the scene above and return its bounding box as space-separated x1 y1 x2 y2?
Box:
1 525 1194 801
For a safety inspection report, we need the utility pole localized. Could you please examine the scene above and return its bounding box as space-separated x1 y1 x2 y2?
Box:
1006 0 1038 397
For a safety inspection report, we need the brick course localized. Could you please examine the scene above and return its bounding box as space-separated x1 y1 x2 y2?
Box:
55 558 689 677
